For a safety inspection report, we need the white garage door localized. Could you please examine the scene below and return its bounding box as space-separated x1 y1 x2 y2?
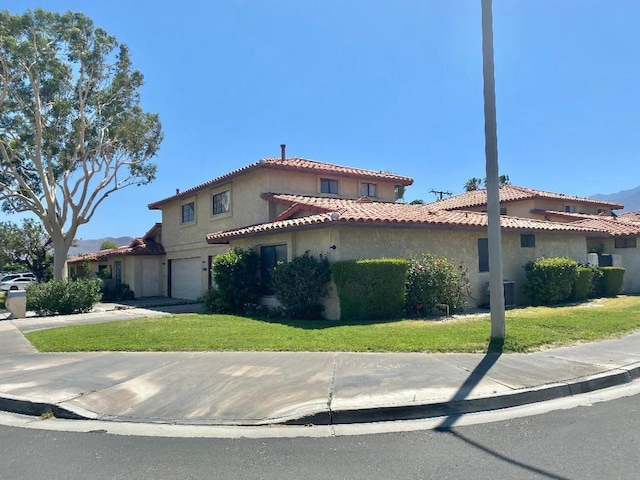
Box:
170 257 202 300
140 259 161 298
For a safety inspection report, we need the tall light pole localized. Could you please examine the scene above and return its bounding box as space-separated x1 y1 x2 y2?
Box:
481 0 505 340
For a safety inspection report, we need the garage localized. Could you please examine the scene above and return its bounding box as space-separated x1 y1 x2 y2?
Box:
169 257 202 300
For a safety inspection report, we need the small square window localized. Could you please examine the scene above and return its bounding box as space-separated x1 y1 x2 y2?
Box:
212 190 230 215
565 205 576 213
500 207 507 215
321 178 339 194
520 234 536 248
181 202 195 223
360 183 377 197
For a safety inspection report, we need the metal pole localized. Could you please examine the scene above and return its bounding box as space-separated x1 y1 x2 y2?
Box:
481 0 505 340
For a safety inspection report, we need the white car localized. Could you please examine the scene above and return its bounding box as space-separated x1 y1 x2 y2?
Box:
0 273 36 291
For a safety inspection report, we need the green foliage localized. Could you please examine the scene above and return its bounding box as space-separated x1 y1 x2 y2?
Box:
523 257 579 306
101 282 134 301
0 9 163 279
405 254 470 316
271 251 331 319
211 248 261 314
332 258 409 321
572 267 593 302
599 267 625 297
26 279 102 316
0 219 53 280
100 240 118 250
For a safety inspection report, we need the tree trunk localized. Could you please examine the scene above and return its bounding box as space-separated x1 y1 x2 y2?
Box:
52 235 70 280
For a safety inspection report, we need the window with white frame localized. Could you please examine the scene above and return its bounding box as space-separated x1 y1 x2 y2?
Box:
212 190 230 215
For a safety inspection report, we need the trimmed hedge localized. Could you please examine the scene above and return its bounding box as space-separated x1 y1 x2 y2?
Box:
523 257 578 306
26 279 102 316
332 258 409 321
599 267 625 297
572 267 593 302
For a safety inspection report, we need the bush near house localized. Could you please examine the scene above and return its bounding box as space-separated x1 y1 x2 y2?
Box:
332 258 409 321
572 266 593 302
523 257 578 306
405 254 470 316
209 248 261 314
26 279 102 316
598 267 625 297
271 251 331 319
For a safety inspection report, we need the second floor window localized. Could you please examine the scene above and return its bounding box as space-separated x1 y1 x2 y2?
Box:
321 178 339 194
360 183 377 197
181 202 195 223
212 190 230 215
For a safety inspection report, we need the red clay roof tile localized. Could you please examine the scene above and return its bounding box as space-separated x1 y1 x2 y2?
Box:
149 158 413 209
428 185 624 211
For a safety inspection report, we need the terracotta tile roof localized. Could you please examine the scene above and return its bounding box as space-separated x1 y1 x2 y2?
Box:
67 237 165 263
148 157 413 209
428 185 624 211
619 211 640 223
206 198 603 244
569 217 640 237
529 210 617 221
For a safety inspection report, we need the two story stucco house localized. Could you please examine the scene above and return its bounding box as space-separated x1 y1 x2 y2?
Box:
145 152 413 301
70 153 640 318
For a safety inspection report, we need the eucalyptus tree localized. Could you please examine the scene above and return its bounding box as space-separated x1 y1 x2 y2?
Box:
0 9 163 279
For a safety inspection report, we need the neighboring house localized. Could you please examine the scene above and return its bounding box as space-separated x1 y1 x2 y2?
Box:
146 152 413 300
67 224 164 298
428 185 624 220
426 186 640 295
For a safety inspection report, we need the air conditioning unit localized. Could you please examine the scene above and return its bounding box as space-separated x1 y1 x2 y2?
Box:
503 280 516 308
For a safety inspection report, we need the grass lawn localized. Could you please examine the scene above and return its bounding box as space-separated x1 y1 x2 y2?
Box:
25 296 640 354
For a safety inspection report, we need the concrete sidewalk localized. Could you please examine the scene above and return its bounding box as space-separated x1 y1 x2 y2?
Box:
1 304 640 427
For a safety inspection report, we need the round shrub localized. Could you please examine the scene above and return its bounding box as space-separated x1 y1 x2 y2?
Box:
271 251 331 319
26 279 102 316
405 254 470 316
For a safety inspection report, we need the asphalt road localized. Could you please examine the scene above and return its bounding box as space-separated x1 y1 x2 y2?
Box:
1 392 639 480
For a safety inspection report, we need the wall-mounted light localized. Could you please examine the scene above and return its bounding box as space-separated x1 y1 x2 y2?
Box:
330 245 337 250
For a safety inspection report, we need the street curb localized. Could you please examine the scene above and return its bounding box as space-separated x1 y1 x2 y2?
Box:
288 364 640 426
2 363 640 427
0 394 89 420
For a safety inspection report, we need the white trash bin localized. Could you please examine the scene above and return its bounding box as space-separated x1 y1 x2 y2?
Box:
5 290 27 319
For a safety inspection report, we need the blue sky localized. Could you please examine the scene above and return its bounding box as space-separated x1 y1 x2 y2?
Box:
3 1 640 240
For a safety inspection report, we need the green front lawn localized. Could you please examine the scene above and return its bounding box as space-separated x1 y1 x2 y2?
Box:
25 296 640 354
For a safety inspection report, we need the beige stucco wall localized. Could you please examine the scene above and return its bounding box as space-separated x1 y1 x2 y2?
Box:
157 168 402 297
465 198 613 220
590 238 640 293
228 226 589 320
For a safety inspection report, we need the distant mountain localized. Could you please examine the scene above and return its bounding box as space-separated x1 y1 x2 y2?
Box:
68 236 134 257
592 185 640 213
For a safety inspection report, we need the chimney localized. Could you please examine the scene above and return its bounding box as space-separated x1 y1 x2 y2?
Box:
176 188 180 195
280 144 286 161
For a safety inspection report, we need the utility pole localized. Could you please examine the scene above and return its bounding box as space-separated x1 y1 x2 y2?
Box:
481 0 505 341
430 189 452 200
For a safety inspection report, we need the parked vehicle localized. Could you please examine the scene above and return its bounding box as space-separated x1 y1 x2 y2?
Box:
0 273 36 291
